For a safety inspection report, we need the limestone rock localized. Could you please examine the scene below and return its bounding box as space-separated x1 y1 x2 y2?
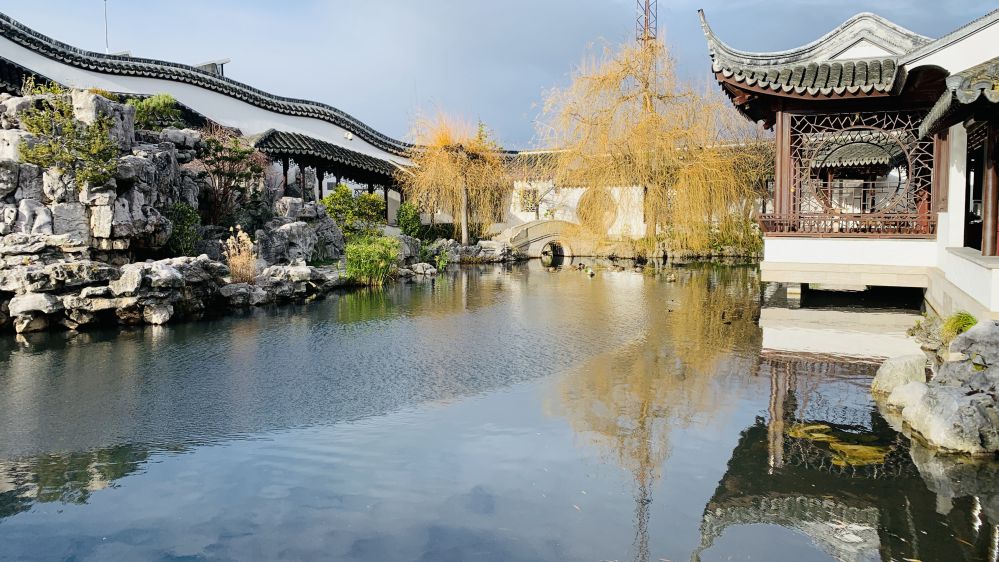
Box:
42 168 75 203
256 221 318 265
14 313 47 334
411 262 438 276
885 381 928 411
142 303 174 325
9 292 63 315
15 163 43 201
0 204 17 235
900 385 999 455
159 128 201 150
952 320 999 367
71 90 135 152
871 354 927 396
0 159 19 199
274 197 304 219
15 199 52 234
0 129 36 161
51 202 90 243
394 234 421 266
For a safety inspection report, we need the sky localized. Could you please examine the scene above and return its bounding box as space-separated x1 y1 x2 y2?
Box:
2 1 995 150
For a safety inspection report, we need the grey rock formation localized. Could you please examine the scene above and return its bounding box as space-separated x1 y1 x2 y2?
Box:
71 90 135 152
0 159 19 199
394 234 421 266
0 129 35 161
881 321 999 455
871 354 927 396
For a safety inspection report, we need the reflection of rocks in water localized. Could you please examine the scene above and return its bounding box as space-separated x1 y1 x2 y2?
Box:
910 440 999 521
0 445 154 520
696 352 999 562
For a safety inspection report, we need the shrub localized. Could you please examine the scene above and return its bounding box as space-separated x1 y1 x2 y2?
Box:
396 201 422 238
127 94 183 131
87 88 120 102
223 225 257 283
320 184 386 241
345 236 399 286
434 252 450 271
195 124 266 225
941 311 977 346
165 202 201 257
19 79 119 187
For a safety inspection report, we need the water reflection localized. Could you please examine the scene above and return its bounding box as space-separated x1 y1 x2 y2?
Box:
1 444 156 519
551 265 762 562
694 343 999 561
0 262 996 561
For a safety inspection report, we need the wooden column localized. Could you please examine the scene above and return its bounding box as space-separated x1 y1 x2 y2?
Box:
383 185 390 222
983 127 998 256
281 157 290 191
367 183 374 195
774 108 793 220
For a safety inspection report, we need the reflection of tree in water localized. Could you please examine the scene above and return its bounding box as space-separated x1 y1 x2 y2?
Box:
0 445 157 520
550 265 762 562
335 265 517 324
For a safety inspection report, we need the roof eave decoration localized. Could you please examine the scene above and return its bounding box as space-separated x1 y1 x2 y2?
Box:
0 12 413 158
919 57 999 138
699 10 929 102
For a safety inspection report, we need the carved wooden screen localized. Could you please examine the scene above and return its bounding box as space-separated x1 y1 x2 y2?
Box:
763 110 935 238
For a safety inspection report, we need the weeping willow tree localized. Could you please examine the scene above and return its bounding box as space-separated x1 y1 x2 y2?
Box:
396 114 511 246
539 38 773 255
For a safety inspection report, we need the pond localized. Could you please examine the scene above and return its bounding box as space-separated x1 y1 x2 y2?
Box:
0 262 996 562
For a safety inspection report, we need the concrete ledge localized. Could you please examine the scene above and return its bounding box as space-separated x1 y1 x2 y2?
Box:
760 262 930 288
947 246 999 269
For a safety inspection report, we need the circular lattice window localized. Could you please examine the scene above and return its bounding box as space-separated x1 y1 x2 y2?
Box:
806 127 913 215
576 188 617 234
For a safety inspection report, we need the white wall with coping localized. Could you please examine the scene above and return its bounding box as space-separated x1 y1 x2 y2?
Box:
0 36 410 166
906 16 999 73
764 238 938 267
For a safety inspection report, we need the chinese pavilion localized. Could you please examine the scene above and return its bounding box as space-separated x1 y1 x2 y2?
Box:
701 9 999 318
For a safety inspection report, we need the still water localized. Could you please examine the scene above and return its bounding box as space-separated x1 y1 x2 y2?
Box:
0 262 996 562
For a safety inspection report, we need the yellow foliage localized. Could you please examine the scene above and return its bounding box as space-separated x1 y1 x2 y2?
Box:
396 113 510 245
538 39 773 254
223 226 257 284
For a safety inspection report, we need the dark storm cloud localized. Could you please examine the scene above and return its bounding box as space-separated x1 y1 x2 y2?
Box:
2 1 995 148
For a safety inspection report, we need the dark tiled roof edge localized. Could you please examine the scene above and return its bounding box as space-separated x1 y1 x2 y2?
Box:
0 12 413 157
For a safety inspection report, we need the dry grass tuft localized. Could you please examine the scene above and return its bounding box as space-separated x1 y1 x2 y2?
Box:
224 225 258 284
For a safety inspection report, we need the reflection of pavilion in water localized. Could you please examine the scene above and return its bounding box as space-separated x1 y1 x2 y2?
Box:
693 353 999 562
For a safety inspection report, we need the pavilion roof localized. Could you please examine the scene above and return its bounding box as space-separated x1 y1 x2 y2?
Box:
919 56 999 137
699 10 929 99
253 130 403 183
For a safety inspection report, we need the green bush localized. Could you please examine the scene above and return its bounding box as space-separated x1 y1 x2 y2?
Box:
321 184 386 241
434 251 450 271
127 94 183 131
941 311 977 346
345 236 400 286
19 79 119 187
396 201 422 238
165 202 201 256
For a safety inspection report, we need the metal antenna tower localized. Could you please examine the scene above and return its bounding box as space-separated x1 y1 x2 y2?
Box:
103 0 110 54
637 0 657 42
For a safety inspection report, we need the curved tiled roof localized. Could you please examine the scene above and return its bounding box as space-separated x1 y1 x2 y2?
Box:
920 56 999 137
699 10 930 97
254 130 400 180
0 12 413 157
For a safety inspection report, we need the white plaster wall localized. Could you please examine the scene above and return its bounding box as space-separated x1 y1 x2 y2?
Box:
507 182 647 239
940 251 999 311
764 238 939 267
907 19 999 73
0 36 410 166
